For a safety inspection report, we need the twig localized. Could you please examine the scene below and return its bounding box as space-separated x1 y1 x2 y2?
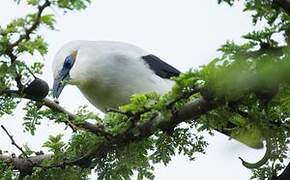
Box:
0 88 110 136
4 0 51 63
43 98 111 136
10 0 51 49
63 117 78 132
0 125 34 165
0 89 20 96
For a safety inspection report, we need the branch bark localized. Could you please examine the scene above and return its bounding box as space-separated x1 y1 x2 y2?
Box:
0 154 51 173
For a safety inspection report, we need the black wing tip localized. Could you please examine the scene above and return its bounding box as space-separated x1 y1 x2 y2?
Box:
142 54 180 79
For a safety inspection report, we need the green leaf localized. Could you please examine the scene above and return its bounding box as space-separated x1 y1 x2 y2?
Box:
43 134 65 153
41 14 56 29
27 0 39 6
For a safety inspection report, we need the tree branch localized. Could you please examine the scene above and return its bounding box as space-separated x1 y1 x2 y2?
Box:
1 125 34 165
0 154 51 173
0 96 218 173
42 98 111 137
0 87 109 135
46 97 218 169
0 89 19 96
1 88 289 179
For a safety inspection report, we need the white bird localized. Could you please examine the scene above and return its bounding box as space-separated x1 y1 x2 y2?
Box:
52 40 266 153
52 40 180 112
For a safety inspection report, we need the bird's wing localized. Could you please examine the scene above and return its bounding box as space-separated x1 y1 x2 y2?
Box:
141 54 180 79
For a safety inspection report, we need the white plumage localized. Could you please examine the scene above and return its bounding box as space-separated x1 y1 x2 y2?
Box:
52 41 178 112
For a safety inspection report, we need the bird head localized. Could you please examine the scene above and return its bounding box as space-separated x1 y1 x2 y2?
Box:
52 49 77 99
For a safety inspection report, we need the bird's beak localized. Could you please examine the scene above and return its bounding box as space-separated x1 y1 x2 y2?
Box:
52 68 70 99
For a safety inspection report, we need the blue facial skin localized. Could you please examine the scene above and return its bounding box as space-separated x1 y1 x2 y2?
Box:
52 55 74 98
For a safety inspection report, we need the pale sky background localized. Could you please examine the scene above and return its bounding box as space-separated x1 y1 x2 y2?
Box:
0 0 287 179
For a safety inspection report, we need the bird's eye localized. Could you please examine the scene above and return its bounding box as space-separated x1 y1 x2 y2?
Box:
64 56 73 69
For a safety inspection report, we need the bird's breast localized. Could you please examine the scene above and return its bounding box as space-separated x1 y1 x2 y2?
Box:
77 79 134 112
77 73 173 112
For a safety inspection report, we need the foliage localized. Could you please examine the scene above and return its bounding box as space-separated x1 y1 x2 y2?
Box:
28 166 90 180
0 161 13 180
0 0 290 180
95 129 207 180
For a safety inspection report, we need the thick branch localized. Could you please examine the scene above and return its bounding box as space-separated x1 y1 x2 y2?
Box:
49 97 219 169
0 154 51 173
0 97 217 172
2 90 290 179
